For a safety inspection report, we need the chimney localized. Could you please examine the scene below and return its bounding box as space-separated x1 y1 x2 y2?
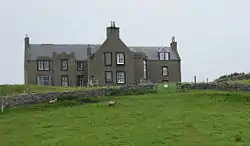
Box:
106 21 119 39
24 34 30 49
170 36 177 50
87 45 92 56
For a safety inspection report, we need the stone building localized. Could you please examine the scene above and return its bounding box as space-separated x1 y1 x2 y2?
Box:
24 21 181 86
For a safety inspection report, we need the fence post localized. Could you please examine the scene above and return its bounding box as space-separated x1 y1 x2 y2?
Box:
1 98 3 113
194 76 197 84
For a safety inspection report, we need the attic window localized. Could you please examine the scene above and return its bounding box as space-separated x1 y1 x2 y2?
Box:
159 52 170 60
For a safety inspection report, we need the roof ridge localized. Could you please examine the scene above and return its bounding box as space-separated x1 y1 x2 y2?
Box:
31 44 101 45
129 45 170 47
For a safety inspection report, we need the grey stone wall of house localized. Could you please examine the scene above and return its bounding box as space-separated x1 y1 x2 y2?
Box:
1 85 156 108
133 52 148 84
88 28 135 85
52 52 77 86
147 60 181 83
25 51 89 86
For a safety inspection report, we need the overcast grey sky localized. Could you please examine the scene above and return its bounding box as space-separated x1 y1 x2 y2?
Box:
0 0 249 84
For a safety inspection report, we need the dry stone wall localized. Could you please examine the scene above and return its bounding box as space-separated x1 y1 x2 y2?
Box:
181 82 250 91
1 85 156 108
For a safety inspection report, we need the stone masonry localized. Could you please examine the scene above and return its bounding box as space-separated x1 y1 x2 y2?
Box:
180 82 250 91
1 85 156 108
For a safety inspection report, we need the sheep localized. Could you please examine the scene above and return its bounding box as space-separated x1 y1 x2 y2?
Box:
49 98 57 104
108 101 117 107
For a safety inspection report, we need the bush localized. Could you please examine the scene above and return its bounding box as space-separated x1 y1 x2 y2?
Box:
215 72 246 82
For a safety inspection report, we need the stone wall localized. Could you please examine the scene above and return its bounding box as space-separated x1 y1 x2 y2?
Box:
180 82 250 91
1 85 156 108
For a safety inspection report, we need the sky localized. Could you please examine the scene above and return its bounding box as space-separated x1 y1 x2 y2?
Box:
0 0 249 84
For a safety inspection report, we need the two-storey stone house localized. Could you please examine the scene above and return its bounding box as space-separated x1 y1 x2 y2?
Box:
24 21 181 86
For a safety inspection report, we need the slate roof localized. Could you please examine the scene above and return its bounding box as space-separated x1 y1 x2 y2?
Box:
27 44 181 60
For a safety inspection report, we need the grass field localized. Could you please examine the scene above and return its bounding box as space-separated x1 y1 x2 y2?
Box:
0 84 113 97
1 85 250 145
229 79 250 85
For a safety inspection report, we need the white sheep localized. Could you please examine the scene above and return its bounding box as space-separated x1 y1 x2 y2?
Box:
49 98 57 103
108 101 117 107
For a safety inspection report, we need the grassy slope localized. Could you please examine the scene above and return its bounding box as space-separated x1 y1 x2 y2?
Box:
1 85 250 145
229 79 250 85
0 84 113 97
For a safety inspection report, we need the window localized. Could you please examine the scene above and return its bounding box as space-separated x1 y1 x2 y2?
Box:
61 75 69 86
104 52 112 66
116 71 125 84
159 52 170 60
116 53 125 65
162 66 169 76
77 75 85 86
37 60 51 71
105 71 113 83
37 76 51 85
77 61 84 71
61 59 68 71
143 60 147 79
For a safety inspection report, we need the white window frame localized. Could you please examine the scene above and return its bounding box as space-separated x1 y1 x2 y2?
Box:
159 52 165 60
37 61 44 71
37 76 51 85
43 60 50 71
159 52 170 60
37 60 50 71
162 66 168 76
165 52 170 60
61 75 69 86
143 60 147 79
116 71 125 84
77 61 84 71
77 75 85 86
116 53 125 65
61 59 68 71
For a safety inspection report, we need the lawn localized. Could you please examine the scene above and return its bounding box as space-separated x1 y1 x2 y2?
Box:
1 85 250 145
0 84 114 97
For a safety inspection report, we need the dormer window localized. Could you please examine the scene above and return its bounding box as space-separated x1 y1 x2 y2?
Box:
159 52 170 60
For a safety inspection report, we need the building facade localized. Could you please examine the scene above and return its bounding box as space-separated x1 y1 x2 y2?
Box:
24 22 181 86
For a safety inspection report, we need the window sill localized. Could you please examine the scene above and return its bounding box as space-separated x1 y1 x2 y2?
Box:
37 70 51 71
104 65 112 67
105 81 113 83
117 82 125 84
116 64 125 66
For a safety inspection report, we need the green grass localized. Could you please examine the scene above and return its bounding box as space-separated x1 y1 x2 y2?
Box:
0 84 116 97
1 85 250 145
229 79 250 85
